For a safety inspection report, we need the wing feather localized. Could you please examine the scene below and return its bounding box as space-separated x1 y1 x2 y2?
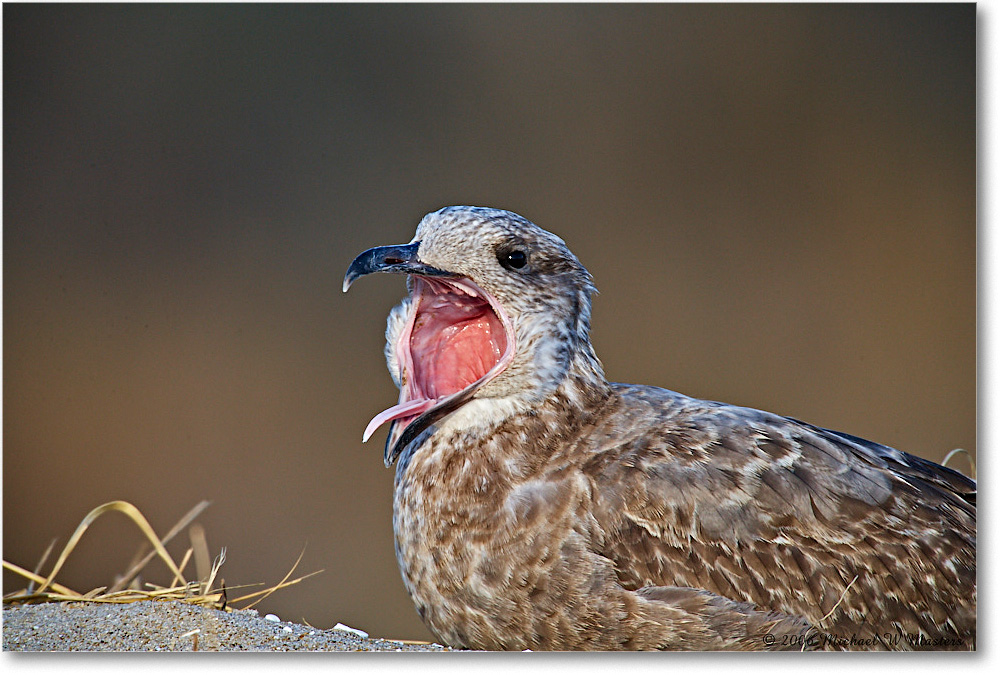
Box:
580 384 975 647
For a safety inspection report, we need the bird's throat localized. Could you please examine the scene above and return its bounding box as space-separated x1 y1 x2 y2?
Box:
364 275 517 465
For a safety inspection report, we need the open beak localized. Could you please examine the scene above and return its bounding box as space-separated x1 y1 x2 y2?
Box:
343 241 517 467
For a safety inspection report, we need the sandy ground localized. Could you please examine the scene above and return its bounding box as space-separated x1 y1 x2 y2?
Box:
2 600 453 652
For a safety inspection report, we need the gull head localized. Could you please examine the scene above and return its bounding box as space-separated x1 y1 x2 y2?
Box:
344 206 603 466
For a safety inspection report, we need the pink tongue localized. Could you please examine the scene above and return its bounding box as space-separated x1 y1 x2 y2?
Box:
363 398 433 443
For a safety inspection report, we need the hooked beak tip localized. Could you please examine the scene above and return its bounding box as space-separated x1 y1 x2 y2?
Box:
343 241 456 293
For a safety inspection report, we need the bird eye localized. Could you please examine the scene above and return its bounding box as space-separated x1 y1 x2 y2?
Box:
498 248 528 271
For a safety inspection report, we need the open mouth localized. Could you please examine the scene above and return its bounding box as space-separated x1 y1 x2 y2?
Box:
363 276 517 458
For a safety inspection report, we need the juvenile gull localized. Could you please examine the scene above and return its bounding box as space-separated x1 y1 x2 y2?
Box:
343 206 976 651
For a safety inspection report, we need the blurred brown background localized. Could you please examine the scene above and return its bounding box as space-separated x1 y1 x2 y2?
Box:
3 4 975 641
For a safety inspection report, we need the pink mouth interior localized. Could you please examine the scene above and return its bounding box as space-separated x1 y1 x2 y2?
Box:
363 277 512 443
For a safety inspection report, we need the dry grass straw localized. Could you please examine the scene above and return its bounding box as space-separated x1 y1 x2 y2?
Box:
941 448 976 480
3 500 321 611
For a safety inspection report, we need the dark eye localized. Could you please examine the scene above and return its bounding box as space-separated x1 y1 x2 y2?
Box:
498 248 528 271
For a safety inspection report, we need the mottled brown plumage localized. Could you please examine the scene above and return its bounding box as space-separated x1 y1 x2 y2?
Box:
344 206 976 651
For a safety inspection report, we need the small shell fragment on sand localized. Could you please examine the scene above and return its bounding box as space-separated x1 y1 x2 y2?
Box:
332 622 369 638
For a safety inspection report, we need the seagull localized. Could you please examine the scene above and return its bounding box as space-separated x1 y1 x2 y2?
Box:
343 206 976 651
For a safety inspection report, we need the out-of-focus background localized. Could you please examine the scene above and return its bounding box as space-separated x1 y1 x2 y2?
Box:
3 4 975 641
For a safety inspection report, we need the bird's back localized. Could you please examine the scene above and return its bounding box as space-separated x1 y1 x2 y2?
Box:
578 384 975 649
